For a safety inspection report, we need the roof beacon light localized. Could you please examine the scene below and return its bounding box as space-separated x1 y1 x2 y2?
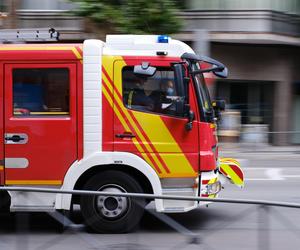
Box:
157 35 169 43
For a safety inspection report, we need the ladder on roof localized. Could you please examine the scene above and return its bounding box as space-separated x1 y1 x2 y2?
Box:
0 28 59 43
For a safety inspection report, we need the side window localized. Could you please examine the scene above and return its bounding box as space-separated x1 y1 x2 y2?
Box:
122 66 184 116
13 68 70 116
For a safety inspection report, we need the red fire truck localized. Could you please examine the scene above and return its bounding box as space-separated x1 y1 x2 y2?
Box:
0 29 243 233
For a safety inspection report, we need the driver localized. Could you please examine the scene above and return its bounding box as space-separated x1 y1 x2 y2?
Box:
126 77 161 112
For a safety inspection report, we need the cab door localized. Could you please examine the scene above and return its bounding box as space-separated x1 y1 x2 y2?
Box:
112 58 199 178
4 63 77 185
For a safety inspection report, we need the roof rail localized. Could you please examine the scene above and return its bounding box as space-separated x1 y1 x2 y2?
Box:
0 28 59 43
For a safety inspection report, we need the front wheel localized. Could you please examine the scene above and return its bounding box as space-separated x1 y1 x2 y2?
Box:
80 170 145 233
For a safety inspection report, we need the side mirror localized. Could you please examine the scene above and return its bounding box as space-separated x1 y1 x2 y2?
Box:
134 62 156 76
213 67 228 79
175 99 185 115
212 100 225 111
212 99 225 120
185 110 195 131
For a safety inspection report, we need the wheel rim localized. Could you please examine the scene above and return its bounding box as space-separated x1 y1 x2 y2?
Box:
95 184 130 220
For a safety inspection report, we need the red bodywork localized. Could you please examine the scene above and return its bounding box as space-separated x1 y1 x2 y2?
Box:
0 44 83 185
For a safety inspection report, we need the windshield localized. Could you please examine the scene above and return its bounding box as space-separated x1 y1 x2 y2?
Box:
191 62 214 118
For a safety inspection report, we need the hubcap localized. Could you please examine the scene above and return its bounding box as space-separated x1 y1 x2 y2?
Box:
96 185 129 219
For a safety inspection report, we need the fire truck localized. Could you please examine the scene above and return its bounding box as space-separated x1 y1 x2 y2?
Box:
0 29 243 233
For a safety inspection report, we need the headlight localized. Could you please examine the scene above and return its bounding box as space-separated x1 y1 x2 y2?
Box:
206 181 222 195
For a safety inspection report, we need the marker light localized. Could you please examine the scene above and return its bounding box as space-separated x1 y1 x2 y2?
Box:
157 35 169 43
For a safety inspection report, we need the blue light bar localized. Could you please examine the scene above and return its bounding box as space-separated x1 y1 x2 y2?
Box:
157 35 169 43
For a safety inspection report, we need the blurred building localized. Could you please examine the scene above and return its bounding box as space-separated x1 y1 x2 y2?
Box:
1 0 300 145
180 0 300 145
0 0 86 41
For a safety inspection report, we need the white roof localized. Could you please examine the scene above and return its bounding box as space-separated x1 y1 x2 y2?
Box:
103 35 194 57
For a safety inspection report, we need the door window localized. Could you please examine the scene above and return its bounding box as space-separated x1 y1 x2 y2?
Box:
13 68 69 116
122 67 184 116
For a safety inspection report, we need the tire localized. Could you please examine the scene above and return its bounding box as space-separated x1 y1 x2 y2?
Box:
80 170 145 233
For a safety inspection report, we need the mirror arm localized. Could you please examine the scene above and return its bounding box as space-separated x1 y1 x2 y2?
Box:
191 66 224 75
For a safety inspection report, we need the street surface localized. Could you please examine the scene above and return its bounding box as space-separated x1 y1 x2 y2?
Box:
1 146 300 250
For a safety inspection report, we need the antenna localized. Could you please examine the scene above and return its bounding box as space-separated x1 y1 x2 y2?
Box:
0 28 60 43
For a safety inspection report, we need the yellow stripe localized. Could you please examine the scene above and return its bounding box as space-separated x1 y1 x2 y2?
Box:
0 46 78 51
103 80 157 172
5 180 62 185
159 172 198 178
0 166 4 171
220 163 243 186
102 62 165 174
0 46 82 61
208 177 218 184
103 76 164 173
71 47 82 60
133 112 195 175
220 158 241 167
111 85 165 172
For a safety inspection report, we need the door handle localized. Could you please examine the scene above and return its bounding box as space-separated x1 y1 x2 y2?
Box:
115 133 136 139
5 135 25 142
4 133 28 144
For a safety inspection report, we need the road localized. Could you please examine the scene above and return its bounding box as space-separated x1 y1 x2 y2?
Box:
0 150 300 250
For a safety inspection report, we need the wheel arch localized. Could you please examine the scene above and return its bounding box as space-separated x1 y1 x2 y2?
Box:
72 164 154 204
55 152 163 211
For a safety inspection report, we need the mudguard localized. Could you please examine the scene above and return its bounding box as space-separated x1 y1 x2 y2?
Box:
219 158 244 188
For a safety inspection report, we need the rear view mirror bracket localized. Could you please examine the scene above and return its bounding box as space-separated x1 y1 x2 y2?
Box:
134 62 157 77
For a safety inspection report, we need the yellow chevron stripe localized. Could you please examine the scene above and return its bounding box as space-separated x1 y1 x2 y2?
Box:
220 163 243 186
208 177 218 184
5 180 62 185
132 103 195 176
102 74 161 173
0 166 4 171
220 158 241 167
102 60 166 174
103 74 165 168
71 47 82 60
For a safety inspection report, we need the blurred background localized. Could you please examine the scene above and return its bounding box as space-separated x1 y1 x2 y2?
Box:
0 0 300 146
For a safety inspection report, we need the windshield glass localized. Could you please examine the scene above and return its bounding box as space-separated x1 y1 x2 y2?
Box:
191 62 213 115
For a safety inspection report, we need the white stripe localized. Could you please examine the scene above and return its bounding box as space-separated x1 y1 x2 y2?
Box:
5 158 29 168
265 168 284 180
